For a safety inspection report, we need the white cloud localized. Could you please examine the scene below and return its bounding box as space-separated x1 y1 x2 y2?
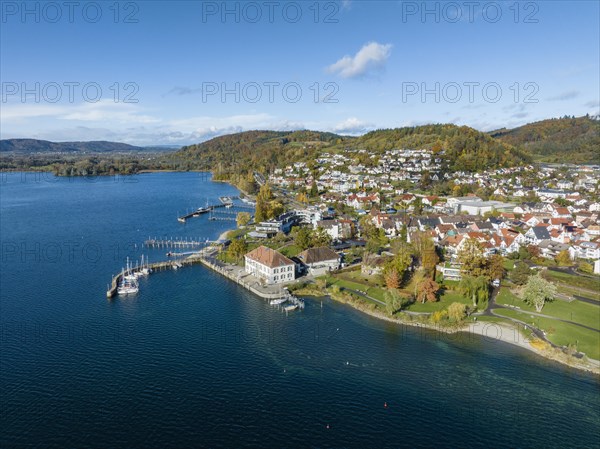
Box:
331 117 373 135
326 42 392 79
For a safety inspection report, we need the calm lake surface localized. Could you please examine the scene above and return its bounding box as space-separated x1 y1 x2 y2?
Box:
1 172 598 448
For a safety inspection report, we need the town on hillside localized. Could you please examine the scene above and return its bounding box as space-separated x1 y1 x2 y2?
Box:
216 148 600 361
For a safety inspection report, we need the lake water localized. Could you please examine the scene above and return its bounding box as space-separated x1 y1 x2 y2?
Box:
1 172 598 448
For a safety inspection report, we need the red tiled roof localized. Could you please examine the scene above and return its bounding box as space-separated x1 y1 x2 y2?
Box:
245 246 294 268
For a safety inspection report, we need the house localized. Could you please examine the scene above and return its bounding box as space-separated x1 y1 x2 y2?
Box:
569 241 600 260
525 226 551 245
244 246 295 285
436 264 462 281
297 246 341 275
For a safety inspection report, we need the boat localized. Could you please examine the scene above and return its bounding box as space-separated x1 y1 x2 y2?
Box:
283 304 298 312
270 297 287 305
117 258 139 295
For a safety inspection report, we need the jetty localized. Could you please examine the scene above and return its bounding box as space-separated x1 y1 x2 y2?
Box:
144 238 213 248
107 246 302 312
177 201 254 223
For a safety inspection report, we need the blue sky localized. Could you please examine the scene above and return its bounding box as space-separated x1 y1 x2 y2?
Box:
1 0 599 145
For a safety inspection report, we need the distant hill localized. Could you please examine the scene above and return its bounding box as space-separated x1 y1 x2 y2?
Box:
165 125 530 177
168 130 349 172
345 124 530 171
490 115 600 164
0 139 175 154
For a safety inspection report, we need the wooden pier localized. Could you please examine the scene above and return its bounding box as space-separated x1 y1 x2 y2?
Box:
177 203 228 223
106 251 211 298
144 238 212 248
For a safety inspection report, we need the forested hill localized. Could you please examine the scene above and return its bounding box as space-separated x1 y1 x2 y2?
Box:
167 124 530 176
490 115 600 164
347 124 530 171
0 139 163 154
167 130 349 173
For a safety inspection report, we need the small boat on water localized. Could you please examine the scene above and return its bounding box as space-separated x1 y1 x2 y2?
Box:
283 304 298 312
270 298 287 305
118 258 139 295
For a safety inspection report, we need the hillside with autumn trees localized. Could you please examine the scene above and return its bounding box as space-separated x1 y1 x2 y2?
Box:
490 115 600 164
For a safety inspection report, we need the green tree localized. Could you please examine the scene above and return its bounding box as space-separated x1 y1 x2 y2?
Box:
384 288 405 315
510 261 532 285
310 180 319 198
522 273 557 312
311 227 332 248
459 275 490 308
236 211 251 228
294 227 312 250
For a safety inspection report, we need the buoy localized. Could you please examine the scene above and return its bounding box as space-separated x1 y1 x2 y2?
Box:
326 424 330 429
384 402 388 408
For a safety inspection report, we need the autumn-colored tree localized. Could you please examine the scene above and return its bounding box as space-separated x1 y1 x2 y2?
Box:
227 239 248 263
236 211 251 228
416 278 440 303
447 302 467 321
487 254 506 280
458 239 489 277
555 250 572 267
296 192 309 203
384 268 401 289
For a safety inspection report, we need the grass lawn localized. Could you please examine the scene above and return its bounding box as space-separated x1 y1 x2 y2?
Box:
543 270 600 292
557 284 600 302
494 309 600 360
405 289 472 313
279 244 301 258
503 259 515 271
496 287 600 330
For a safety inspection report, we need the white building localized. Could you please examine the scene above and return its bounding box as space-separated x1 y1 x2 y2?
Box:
244 246 295 285
297 247 341 276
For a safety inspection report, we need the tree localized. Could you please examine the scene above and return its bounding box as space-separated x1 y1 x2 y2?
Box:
311 227 331 247
384 288 405 315
458 239 488 277
412 197 423 215
384 268 401 289
523 273 557 312
511 261 532 285
447 302 467 321
227 239 248 263
459 275 489 308
487 254 506 280
416 278 440 303
254 195 269 222
294 227 312 250
296 192 309 203
310 180 319 198
555 250 572 267
236 211 251 228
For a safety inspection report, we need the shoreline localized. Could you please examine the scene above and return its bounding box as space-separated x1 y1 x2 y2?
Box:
205 181 599 375
318 293 600 375
207 221 600 375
